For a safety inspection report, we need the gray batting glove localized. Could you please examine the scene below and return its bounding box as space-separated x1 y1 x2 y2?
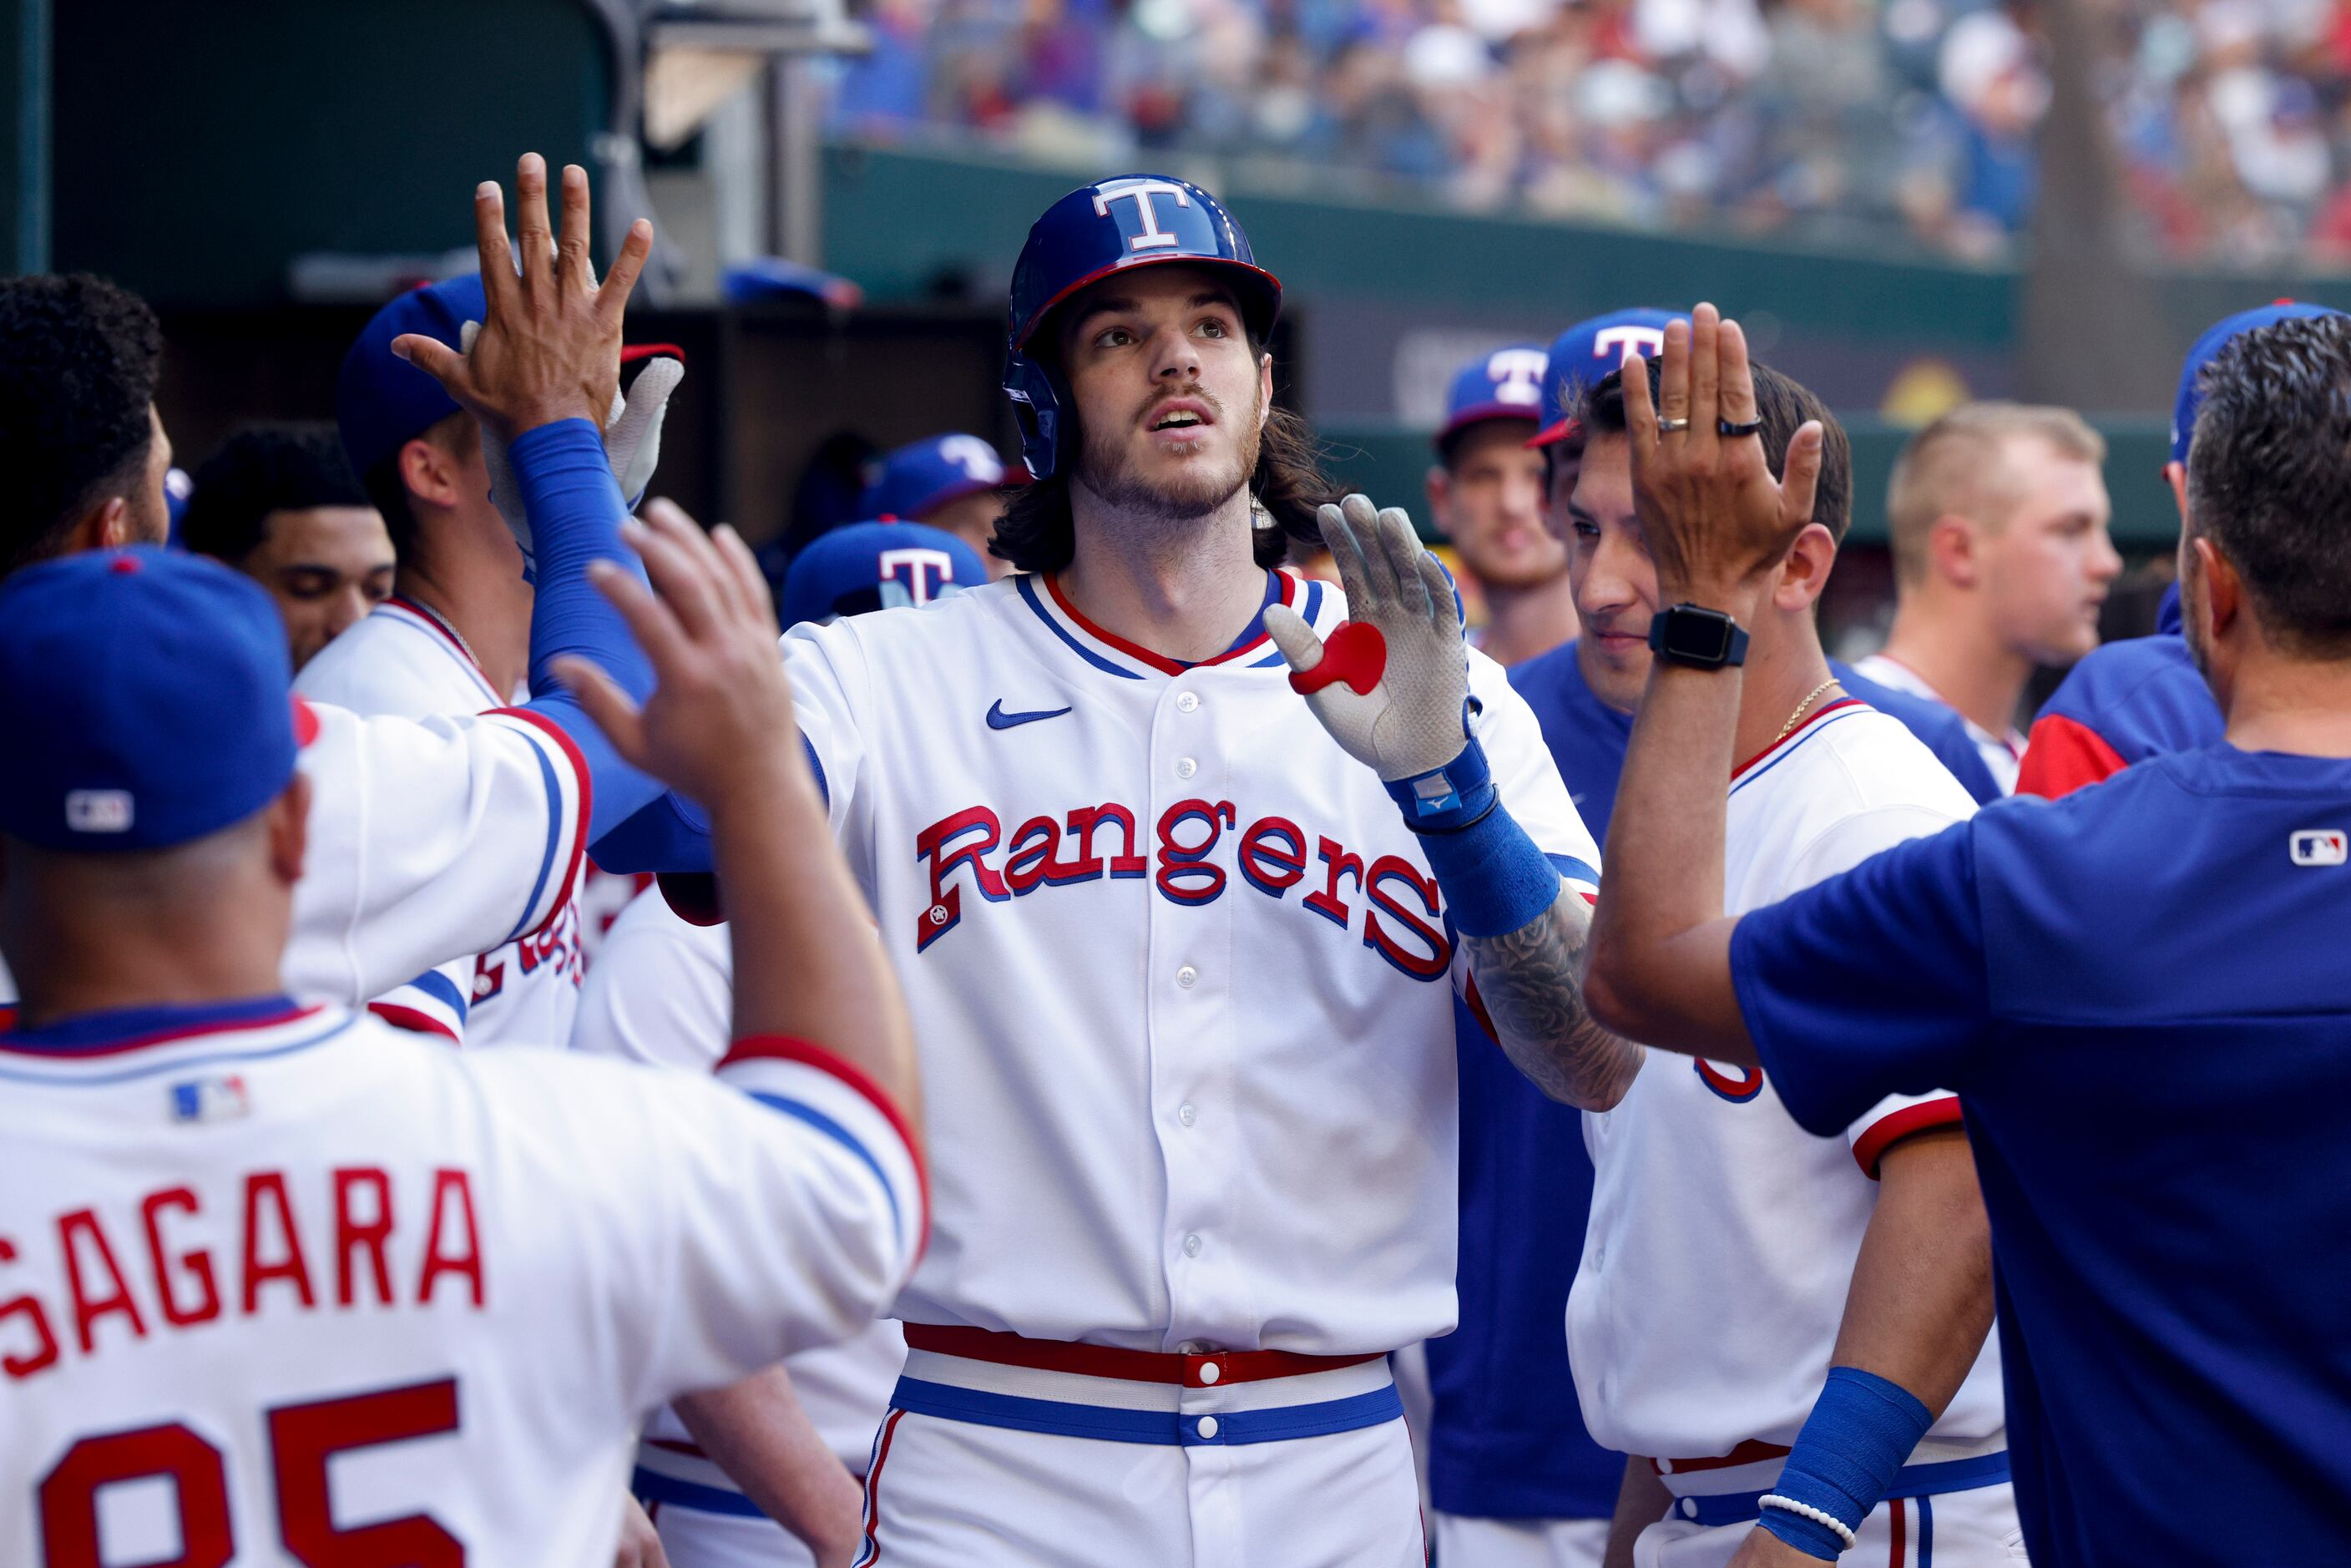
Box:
1263 493 1474 784
463 319 684 584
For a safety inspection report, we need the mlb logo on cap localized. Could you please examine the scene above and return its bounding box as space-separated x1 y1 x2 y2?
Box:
65 790 134 833
2289 829 2347 867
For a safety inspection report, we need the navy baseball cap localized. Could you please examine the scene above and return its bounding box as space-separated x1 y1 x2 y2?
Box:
338 274 487 478
1529 307 1689 448
781 521 989 629
0 549 311 852
1435 344 1550 451
861 434 1016 521
2172 301 2345 464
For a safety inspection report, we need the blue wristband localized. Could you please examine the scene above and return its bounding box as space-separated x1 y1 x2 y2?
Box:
1401 741 1559 938
1383 733 1498 832
1758 1366 1934 1561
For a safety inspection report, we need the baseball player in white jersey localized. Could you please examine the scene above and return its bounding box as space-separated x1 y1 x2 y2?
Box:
295 251 683 1047
578 889 905 1568
294 577 594 1044
1555 314 2020 1566
589 174 1613 1567
0 177 680 1043
0 495 924 1567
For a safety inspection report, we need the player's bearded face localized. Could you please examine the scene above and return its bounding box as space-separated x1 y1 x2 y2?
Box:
1076 378 1261 523
1063 271 1267 526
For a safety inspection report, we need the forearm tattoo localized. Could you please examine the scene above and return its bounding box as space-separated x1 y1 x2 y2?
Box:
1465 888 1646 1111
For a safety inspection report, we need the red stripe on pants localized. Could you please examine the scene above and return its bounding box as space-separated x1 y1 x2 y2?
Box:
860 1409 908 1565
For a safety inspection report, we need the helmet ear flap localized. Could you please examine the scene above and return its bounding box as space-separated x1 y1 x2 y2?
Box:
1004 352 1072 482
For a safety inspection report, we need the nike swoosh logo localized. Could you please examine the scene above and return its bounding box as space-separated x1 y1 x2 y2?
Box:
987 700 1073 731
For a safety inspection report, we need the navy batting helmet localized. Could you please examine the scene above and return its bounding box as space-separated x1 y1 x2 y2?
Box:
1003 175 1282 481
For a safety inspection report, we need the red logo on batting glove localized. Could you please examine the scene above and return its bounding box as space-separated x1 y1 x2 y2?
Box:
1289 620 1387 697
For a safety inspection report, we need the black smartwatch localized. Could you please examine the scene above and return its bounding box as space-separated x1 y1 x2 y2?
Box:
1646 604 1750 668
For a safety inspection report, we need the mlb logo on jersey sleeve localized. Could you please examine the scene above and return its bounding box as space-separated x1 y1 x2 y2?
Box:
2290 828 2347 866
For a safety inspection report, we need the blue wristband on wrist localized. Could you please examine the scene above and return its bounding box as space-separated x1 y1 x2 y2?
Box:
1398 740 1559 938
1758 1366 1934 1561
1383 734 1498 832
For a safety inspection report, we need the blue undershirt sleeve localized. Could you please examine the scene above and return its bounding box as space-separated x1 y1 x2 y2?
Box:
503 417 667 842
1730 822 1993 1135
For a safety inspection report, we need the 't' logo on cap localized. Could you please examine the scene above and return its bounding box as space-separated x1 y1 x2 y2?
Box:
66 790 134 833
2289 829 2346 866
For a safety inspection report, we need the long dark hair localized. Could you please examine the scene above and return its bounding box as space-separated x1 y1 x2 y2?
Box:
992 398 1338 574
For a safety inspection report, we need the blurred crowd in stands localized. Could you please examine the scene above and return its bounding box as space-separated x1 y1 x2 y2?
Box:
824 0 2351 266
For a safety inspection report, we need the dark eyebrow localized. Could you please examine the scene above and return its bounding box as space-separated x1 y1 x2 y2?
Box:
1069 289 1243 340
1068 295 1141 337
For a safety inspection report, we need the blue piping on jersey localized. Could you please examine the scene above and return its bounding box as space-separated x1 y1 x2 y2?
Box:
499 727 569 945
1017 574 1145 680
0 1014 359 1085
746 1091 902 1245
1728 704 1870 798
408 968 469 1022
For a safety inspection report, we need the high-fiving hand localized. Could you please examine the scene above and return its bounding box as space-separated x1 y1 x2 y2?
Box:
1264 493 1474 793
1622 302 1824 609
394 153 653 441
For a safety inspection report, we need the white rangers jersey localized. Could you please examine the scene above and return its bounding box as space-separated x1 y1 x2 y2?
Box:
786 566 1597 1355
0 1000 922 1567
573 890 908 1513
296 597 588 1045
1852 652 2025 794
0 699 589 1038
1567 699 2007 1463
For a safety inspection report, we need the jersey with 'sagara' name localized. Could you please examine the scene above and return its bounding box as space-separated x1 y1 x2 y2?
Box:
0 1002 922 1568
786 567 1598 1355
1569 700 2008 1464
296 597 589 1047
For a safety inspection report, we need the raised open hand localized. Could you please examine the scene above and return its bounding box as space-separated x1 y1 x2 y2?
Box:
551 504 802 813
1264 493 1473 792
393 154 653 441
1623 302 1823 607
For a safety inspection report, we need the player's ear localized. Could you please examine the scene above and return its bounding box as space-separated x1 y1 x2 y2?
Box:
63 494 132 554
2191 535 2241 641
266 771 312 887
1257 352 1273 425
397 435 463 512
2165 461 2190 529
1926 512 1980 589
1425 465 1450 524
1772 522 1838 613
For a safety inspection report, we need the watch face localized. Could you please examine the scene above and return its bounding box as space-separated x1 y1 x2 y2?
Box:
1661 609 1733 663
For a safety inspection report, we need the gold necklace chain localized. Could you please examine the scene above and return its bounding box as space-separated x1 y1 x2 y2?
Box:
1773 677 1843 746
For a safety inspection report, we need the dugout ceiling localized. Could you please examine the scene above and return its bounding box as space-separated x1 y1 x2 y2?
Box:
52 0 614 308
